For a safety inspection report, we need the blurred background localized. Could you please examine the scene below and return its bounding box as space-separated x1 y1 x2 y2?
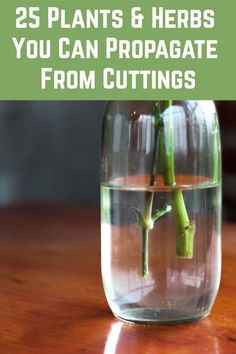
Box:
0 101 234 221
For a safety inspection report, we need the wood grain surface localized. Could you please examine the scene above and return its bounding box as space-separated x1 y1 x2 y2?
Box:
0 204 235 354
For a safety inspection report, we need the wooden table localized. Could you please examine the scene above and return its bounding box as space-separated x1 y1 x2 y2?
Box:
0 204 235 354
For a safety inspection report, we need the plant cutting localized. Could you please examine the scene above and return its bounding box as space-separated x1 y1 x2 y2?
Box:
133 100 195 278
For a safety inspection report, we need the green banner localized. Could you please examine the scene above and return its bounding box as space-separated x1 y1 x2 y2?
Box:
0 0 235 100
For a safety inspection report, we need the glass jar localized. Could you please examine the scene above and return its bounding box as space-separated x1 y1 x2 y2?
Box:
101 100 221 325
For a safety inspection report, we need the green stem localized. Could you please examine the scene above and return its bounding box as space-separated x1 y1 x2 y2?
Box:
142 228 149 278
141 184 154 278
159 100 195 258
140 102 161 277
150 102 162 186
171 191 195 257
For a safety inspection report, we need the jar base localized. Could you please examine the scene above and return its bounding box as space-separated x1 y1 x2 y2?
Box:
115 308 210 326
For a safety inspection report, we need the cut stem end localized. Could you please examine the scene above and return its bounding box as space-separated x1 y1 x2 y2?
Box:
176 222 195 258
